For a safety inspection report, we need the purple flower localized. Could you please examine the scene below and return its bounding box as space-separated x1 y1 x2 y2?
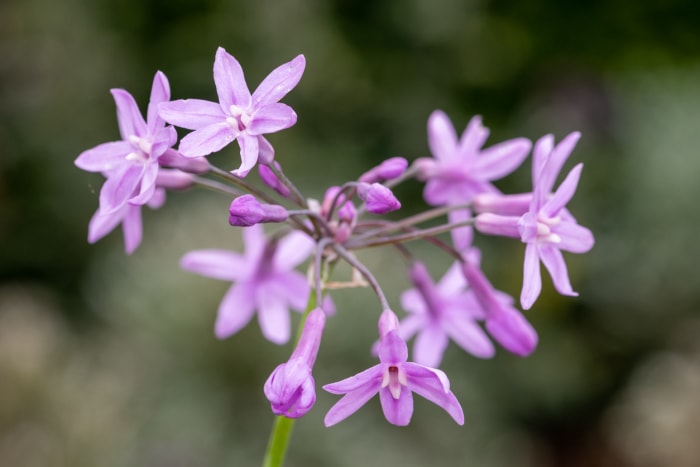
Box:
264 307 326 418
323 310 464 427
228 194 289 226
398 262 495 367
359 157 408 184
472 133 595 309
180 224 313 343
357 183 401 214
159 47 305 177
417 110 531 206
75 71 177 214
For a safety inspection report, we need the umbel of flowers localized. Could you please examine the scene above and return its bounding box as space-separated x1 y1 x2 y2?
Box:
75 47 594 464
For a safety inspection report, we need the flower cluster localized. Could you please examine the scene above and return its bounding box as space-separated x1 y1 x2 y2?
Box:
75 47 594 430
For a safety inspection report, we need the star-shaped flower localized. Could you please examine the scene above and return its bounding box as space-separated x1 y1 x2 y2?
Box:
159 47 305 177
75 71 177 214
180 224 313 344
323 310 464 427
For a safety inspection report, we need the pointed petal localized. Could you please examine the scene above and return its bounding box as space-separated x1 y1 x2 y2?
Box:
403 363 464 425
274 231 314 269
324 377 382 427
445 314 495 359
231 133 259 177
180 249 247 281
413 325 449 368
252 54 306 107
248 103 297 135
257 288 291 344
532 134 554 184
539 244 576 297
147 187 166 209
542 163 583 217
539 131 581 196
447 208 474 250
437 261 468 296
214 47 251 109
397 314 424 341
111 89 147 139
323 365 384 394
400 289 426 316
474 138 531 180
269 271 309 311
122 204 143 254
215 283 256 339
486 308 538 356
75 141 131 172
242 224 266 261
458 115 490 158
129 163 158 205
147 71 170 133
178 122 238 158
378 331 409 365
87 207 124 244
427 110 459 162
379 387 413 426
159 99 226 130
520 243 542 310
555 221 595 253
257 136 275 165
99 164 144 214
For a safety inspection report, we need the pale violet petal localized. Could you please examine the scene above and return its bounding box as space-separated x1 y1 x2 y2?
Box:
179 249 247 281
256 288 291 344
75 141 131 172
323 365 384 394
437 261 468 296
268 272 309 311
215 283 256 339
159 99 226 130
242 224 266 262
323 376 382 427
400 289 426 316
213 47 251 109
474 138 531 181
111 89 147 139
413 324 449 368
129 163 159 205
427 110 459 163
542 163 583 217
178 122 238 158
539 244 577 297
403 363 464 425
539 131 581 197
486 308 538 356
379 386 413 426
445 313 495 359
87 206 124 244
274 230 314 270
231 133 259 177
555 221 595 253
520 243 542 310
252 54 306 107
248 103 298 135
99 164 144 214
447 208 474 250
458 115 490 159
378 331 408 365
147 71 170 133
122 204 143 255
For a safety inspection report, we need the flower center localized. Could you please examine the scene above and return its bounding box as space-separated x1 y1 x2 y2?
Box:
227 105 252 131
536 214 561 244
126 135 152 163
381 365 407 399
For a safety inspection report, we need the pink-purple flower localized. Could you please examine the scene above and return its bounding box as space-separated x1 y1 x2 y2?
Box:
417 110 531 206
180 224 313 343
159 47 305 177
264 307 326 418
323 310 464 427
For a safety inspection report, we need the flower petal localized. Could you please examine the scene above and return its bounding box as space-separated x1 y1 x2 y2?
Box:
542 163 583 218
555 221 595 253
178 122 238 158
231 133 259 177
520 243 542 310
486 307 538 356
252 54 306 108
445 313 495 359
274 230 314 270
448 208 474 251
324 376 382 427
248 103 298 135
179 249 247 281
122 204 143 255
378 331 408 365
427 110 459 163
99 164 144 214
111 89 147 139
75 141 131 172
159 99 226 130
458 115 490 159
129 162 158 205
269 271 309 312
413 324 449 367
474 138 531 180
539 244 576 297
214 47 251 109
215 283 256 339
323 365 384 394
256 287 291 344
539 131 581 197
379 386 413 426
147 71 170 133
403 363 464 425
87 206 124 244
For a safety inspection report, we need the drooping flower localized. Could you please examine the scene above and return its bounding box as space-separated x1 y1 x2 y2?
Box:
75 71 178 214
159 47 305 177
180 224 313 344
323 310 464 427
417 110 531 206
472 132 595 309
398 262 495 367
264 307 326 418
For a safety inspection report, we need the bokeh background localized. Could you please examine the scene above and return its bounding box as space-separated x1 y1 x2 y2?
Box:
2 0 700 466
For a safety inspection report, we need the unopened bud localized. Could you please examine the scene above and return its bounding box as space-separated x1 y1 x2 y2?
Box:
357 183 401 214
228 194 289 227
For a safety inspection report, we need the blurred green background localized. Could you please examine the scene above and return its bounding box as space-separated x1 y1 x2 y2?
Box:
2 0 700 466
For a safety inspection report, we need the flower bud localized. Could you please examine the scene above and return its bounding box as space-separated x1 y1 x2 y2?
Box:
228 194 289 227
258 162 291 198
357 183 401 214
158 148 210 174
474 213 521 238
155 169 196 190
359 157 408 183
